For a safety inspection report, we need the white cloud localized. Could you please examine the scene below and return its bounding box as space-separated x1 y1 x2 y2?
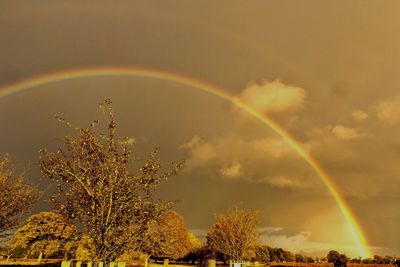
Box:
332 125 362 140
219 162 242 178
263 175 311 189
258 226 284 235
352 110 368 122
376 98 400 125
180 135 217 169
251 138 293 158
180 134 314 188
238 80 306 113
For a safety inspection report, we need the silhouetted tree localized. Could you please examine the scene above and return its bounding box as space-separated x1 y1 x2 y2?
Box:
305 256 315 263
362 258 373 264
383 256 394 264
374 255 384 264
268 247 285 262
254 245 270 262
350 257 361 263
295 254 305 262
282 250 294 262
183 233 203 264
327 250 347 267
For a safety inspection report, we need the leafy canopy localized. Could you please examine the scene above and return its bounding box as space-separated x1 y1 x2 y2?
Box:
39 99 184 260
207 205 260 261
0 155 38 239
12 212 76 258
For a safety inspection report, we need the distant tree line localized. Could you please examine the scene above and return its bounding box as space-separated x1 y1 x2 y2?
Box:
328 251 399 267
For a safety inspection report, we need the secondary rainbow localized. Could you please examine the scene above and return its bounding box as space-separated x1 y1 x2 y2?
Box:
0 67 372 257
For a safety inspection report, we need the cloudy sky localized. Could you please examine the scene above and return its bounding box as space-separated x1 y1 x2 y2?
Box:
1 0 400 258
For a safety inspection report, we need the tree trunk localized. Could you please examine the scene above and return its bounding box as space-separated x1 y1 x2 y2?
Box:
37 251 43 263
144 255 151 267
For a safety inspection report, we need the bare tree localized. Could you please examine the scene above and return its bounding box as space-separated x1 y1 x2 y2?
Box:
207 205 260 261
0 155 38 239
39 99 184 261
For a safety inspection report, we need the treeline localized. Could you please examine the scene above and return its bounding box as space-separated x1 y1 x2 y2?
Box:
0 210 201 262
349 255 396 264
201 246 316 263
325 251 399 267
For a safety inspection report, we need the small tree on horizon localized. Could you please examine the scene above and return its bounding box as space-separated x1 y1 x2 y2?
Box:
254 245 270 263
39 99 184 261
327 250 348 267
206 205 260 261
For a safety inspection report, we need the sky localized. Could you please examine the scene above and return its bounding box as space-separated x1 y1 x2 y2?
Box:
1 0 400 258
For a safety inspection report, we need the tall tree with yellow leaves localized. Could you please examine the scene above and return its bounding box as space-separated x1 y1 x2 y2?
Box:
207 205 260 261
39 99 184 261
139 210 191 267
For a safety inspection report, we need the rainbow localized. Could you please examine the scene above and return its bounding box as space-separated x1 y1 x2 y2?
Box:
0 67 372 257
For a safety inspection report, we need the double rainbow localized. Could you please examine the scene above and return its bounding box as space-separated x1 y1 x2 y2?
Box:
0 67 372 257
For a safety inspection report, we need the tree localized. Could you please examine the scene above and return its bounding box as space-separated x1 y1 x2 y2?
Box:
373 255 384 264
268 247 284 262
12 212 76 258
183 233 203 264
327 250 347 267
305 256 315 263
362 258 373 264
350 257 361 263
282 250 294 262
206 205 260 261
254 245 270 263
266 247 294 262
383 256 394 264
294 253 314 263
0 155 38 239
295 254 305 263
139 210 191 267
188 232 202 253
157 211 191 259
39 99 184 261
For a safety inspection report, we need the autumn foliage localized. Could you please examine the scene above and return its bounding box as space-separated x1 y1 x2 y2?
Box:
12 212 76 258
38 99 184 261
207 205 260 260
0 155 38 239
156 211 192 259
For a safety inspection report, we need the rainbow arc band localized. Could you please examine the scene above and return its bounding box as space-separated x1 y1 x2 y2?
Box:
0 67 372 258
